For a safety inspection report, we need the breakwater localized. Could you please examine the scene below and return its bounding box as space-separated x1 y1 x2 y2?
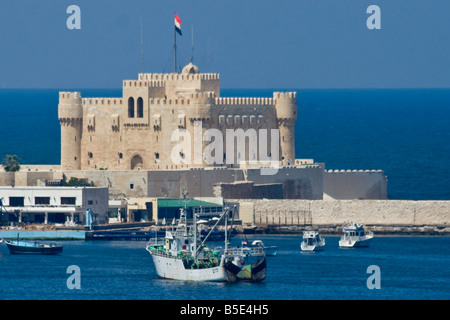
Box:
234 199 450 235
0 230 85 240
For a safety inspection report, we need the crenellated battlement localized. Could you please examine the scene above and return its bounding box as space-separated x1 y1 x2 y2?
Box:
59 91 82 100
123 80 165 88
138 73 220 81
82 98 123 105
149 98 190 105
216 97 275 106
274 92 297 101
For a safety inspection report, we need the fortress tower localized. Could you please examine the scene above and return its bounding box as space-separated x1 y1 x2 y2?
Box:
58 92 83 170
58 63 297 171
274 92 297 165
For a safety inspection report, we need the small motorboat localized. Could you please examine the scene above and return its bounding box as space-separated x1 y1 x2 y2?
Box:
301 231 325 252
4 239 63 255
242 240 278 256
339 223 373 248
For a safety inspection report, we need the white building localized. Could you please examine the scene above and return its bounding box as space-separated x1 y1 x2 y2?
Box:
0 186 109 225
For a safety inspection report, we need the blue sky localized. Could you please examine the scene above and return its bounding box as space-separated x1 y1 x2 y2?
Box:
0 0 449 89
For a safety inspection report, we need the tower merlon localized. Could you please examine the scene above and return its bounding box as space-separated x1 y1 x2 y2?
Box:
274 91 297 121
58 91 83 120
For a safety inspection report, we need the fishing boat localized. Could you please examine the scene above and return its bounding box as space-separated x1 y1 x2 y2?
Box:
339 223 373 248
146 195 266 282
223 246 266 282
4 239 63 255
300 231 325 252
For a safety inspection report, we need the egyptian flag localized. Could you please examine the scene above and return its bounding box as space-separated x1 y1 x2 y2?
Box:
174 13 182 35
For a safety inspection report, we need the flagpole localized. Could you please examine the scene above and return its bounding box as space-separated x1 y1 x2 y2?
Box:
174 26 177 73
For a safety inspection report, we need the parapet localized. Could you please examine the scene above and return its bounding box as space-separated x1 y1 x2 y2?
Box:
82 98 123 106
59 91 82 101
58 91 83 120
123 80 165 88
274 92 297 102
274 92 297 121
215 97 275 106
138 73 220 82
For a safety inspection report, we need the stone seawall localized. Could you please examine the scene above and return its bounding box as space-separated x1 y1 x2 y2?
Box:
233 199 450 235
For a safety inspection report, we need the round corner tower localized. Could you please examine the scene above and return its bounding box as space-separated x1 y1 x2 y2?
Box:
274 91 297 166
58 91 83 170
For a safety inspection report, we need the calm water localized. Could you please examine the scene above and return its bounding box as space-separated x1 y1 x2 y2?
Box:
0 88 449 200
0 235 449 300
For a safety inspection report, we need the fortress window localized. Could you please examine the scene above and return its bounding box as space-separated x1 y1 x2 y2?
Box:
88 152 93 159
137 97 143 118
155 153 159 159
119 153 123 159
128 97 135 118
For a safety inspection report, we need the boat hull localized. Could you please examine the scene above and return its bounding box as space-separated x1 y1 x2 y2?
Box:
224 258 266 282
301 243 325 252
339 238 372 248
150 254 228 282
5 241 63 255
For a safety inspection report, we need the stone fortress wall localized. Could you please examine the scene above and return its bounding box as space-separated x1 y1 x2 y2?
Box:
235 199 450 234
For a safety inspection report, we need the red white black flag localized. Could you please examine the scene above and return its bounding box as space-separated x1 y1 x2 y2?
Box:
174 13 182 35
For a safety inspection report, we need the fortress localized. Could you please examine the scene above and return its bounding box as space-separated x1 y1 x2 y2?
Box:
3 62 450 232
58 62 296 171
0 62 388 202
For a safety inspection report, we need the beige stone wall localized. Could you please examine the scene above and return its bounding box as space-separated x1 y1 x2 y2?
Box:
243 199 450 226
324 170 387 199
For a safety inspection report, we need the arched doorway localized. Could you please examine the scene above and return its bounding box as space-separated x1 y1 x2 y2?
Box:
131 154 143 170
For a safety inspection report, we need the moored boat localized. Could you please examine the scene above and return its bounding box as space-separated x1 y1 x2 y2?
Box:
4 240 63 255
146 195 266 282
242 240 278 256
339 223 373 248
300 231 325 252
223 247 266 282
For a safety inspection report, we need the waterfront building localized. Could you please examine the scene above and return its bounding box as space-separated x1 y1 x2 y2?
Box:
0 186 109 225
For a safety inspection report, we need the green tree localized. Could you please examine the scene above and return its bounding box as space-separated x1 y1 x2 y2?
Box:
1 154 21 172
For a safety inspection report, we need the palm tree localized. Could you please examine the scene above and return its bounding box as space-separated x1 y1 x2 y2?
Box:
1 154 21 172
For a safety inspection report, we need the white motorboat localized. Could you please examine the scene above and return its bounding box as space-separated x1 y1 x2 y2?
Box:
242 240 278 256
300 231 325 251
339 223 373 248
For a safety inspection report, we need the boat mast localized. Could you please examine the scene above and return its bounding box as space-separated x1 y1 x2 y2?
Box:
224 207 228 253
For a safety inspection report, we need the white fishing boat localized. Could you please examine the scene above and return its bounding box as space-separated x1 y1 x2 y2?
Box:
339 223 373 248
300 231 325 252
146 194 266 282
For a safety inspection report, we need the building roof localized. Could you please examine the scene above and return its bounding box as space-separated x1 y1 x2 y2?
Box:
157 198 221 208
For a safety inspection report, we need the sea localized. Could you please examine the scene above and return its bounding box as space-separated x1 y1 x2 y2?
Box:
0 235 449 301
0 88 449 302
